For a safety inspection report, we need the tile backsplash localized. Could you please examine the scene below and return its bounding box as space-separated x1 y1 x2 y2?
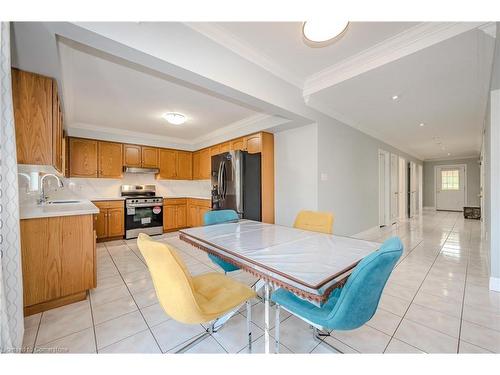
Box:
18 165 211 205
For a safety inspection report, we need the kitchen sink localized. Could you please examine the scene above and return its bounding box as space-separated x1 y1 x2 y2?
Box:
46 200 83 204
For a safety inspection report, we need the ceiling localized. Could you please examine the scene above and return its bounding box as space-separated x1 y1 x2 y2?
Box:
203 22 419 84
57 38 259 141
307 29 495 160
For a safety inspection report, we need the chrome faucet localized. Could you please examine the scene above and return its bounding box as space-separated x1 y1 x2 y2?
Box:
38 173 64 204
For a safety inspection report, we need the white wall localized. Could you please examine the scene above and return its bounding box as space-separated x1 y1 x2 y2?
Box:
275 123 318 226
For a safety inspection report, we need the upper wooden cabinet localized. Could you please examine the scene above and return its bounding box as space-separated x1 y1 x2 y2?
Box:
209 145 220 157
69 138 98 178
124 144 158 168
70 138 123 178
158 149 192 180
244 133 262 154
123 144 142 167
12 68 64 172
195 148 211 180
231 137 245 151
142 146 159 168
98 141 123 178
177 151 193 180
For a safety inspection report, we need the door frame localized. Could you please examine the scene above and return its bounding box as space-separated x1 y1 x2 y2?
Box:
434 164 468 211
378 149 391 227
390 153 399 224
398 156 407 219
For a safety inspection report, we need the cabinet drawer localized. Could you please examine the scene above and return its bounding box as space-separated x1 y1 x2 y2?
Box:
163 198 187 206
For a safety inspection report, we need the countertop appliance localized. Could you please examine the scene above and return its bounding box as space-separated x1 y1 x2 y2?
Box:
121 185 163 239
211 150 261 221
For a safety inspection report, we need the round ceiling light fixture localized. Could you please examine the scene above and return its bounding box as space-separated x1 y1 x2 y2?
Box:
302 21 349 47
162 112 186 125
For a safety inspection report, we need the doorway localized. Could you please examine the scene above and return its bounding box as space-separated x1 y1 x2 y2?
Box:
378 149 390 227
398 157 406 219
390 153 399 224
408 161 417 218
435 164 467 211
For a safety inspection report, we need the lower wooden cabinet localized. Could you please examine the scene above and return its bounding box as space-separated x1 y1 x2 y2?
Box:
20 214 96 315
163 198 210 231
93 200 125 240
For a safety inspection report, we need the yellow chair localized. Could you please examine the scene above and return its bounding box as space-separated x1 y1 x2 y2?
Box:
137 233 256 352
293 210 334 234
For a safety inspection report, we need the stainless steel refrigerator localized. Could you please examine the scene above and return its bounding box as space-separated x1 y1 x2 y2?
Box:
211 150 262 221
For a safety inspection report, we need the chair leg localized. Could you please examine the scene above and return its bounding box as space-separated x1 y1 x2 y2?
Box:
246 300 252 352
174 331 211 353
275 304 280 354
312 328 344 354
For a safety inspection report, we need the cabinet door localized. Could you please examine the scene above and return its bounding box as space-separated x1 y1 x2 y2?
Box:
124 144 142 167
245 133 262 154
12 69 53 165
199 148 211 180
219 142 230 153
158 149 177 179
52 82 63 173
107 207 125 237
198 207 210 227
60 215 95 296
176 205 187 228
142 146 159 168
98 141 123 178
94 209 108 239
231 137 245 151
210 145 221 157
177 151 193 180
187 205 198 227
192 151 201 179
163 205 177 231
69 138 98 177
20 218 61 306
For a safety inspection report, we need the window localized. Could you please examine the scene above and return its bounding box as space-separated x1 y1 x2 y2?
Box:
441 170 460 190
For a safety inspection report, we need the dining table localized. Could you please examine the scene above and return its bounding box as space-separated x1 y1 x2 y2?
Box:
179 219 381 353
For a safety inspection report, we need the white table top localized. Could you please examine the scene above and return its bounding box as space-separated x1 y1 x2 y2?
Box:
180 220 380 297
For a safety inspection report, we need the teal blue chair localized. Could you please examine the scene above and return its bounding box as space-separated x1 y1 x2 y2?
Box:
203 210 240 273
271 236 403 353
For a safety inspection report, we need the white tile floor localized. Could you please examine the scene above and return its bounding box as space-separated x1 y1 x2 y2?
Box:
22 210 500 353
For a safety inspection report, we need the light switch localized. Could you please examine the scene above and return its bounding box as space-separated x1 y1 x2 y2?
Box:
320 173 328 181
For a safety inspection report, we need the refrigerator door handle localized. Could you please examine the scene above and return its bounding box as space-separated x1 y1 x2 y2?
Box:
217 161 223 198
221 160 227 199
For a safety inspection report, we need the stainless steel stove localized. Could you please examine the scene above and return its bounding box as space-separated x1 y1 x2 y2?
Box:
121 185 163 239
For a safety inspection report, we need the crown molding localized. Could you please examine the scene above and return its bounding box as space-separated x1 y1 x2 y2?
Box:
303 22 489 97
184 22 303 89
65 114 282 151
423 154 480 162
479 22 497 38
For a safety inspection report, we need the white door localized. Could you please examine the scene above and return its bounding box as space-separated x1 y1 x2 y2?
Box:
398 157 406 219
390 154 399 224
435 165 466 211
418 164 423 214
409 161 417 217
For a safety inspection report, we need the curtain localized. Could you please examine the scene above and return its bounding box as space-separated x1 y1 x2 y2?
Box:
0 21 24 352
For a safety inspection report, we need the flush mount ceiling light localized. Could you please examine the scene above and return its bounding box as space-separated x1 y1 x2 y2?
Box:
392 95 399 101
419 123 425 127
162 112 186 125
302 21 349 47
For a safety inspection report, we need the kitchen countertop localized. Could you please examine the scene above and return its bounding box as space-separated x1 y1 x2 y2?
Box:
90 197 126 201
164 195 211 200
20 200 99 220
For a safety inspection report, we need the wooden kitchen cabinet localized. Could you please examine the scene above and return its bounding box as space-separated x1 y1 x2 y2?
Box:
163 198 188 232
192 148 210 180
192 151 201 179
98 141 123 178
219 142 230 153
12 68 64 172
244 133 262 154
187 198 211 227
177 151 193 180
93 201 125 241
230 137 245 151
124 144 142 167
20 214 95 315
69 138 98 177
142 146 159 168
210 144 221 157
158 149 178 179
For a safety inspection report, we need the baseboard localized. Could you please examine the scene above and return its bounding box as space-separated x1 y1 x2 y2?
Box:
490 277 500 292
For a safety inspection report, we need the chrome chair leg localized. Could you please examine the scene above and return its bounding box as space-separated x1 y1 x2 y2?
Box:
275 304 280 354
174 331 211 353
246 300 252 352
312 328 344 354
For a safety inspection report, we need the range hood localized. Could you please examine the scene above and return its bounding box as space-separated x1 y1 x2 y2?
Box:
123 166 159 174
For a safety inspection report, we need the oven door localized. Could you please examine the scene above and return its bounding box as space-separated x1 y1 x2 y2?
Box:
125 204 163 238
